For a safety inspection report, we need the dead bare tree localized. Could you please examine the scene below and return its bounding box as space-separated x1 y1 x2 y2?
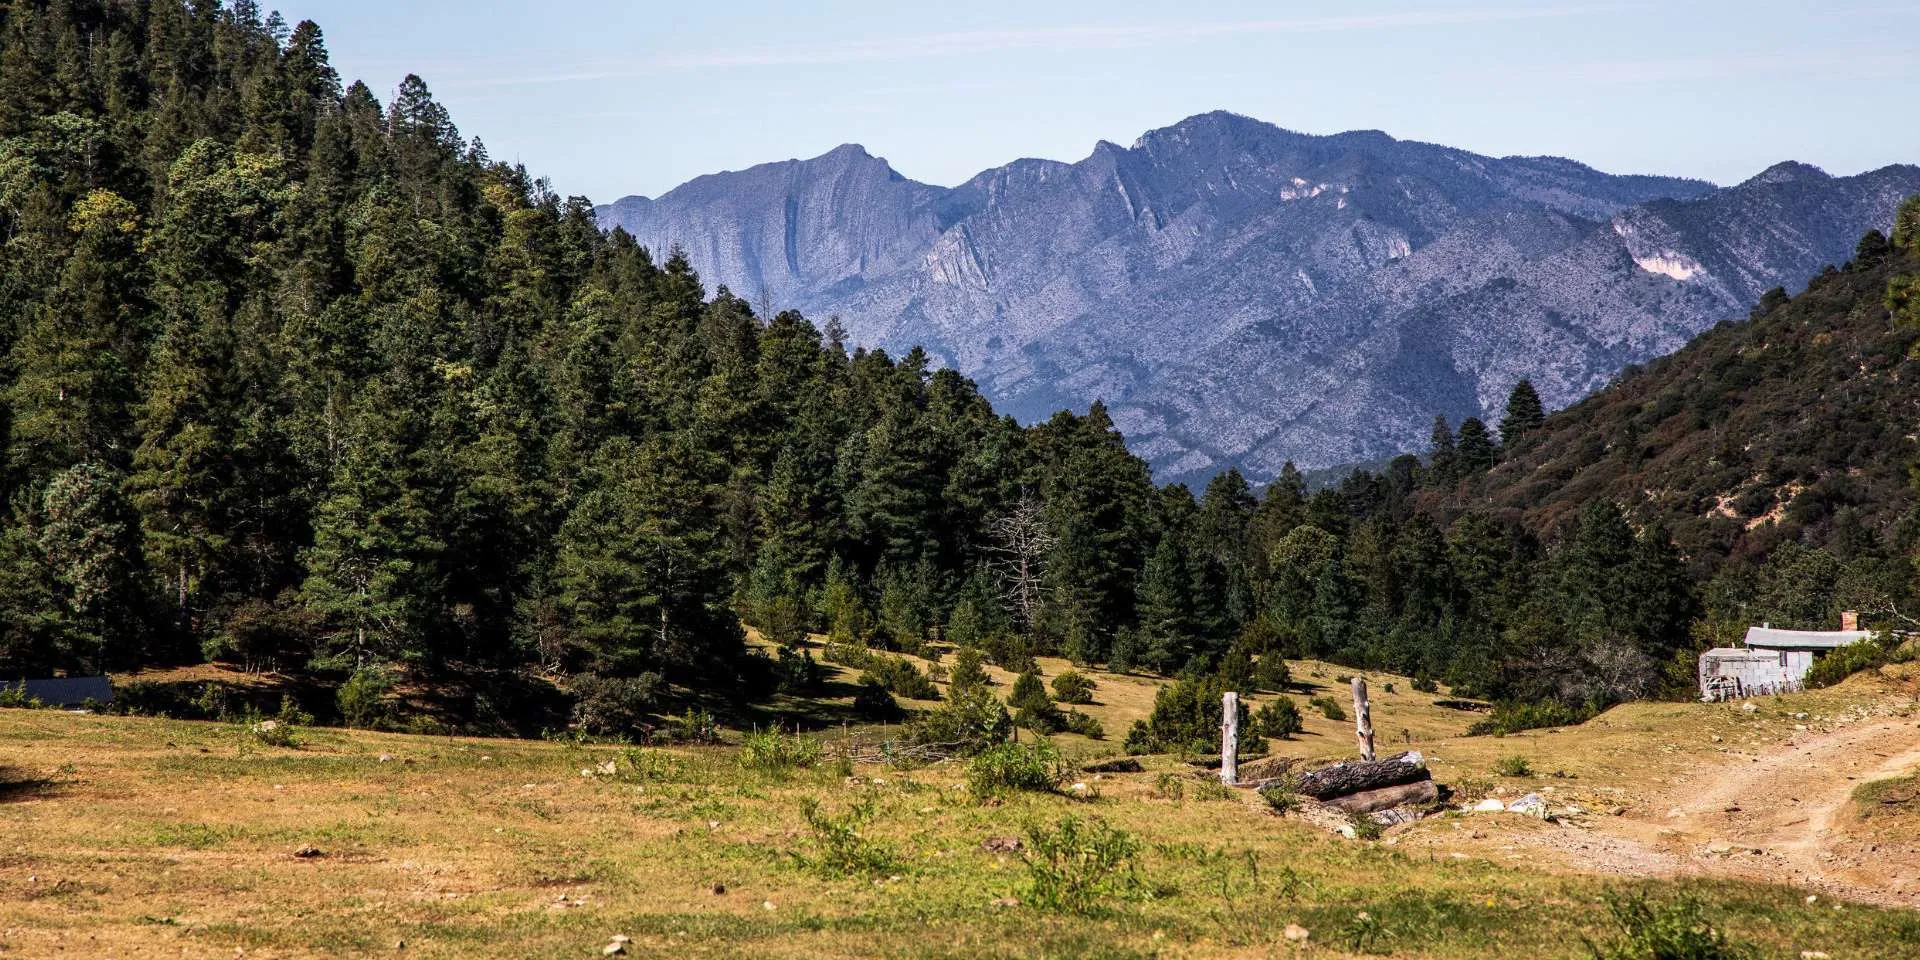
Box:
988 496 1055 633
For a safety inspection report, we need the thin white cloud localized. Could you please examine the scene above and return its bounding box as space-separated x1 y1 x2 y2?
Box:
449 7 1609 89
1561 48 1917 84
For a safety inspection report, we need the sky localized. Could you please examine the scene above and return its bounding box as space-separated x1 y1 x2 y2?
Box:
282 1 1920 203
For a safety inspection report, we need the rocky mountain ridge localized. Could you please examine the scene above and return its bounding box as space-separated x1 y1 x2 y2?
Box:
599 112 1920 484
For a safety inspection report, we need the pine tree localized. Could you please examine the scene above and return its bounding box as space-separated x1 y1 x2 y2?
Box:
1427 415 1458 487
1456 417 1496 474
1499 379 1545 446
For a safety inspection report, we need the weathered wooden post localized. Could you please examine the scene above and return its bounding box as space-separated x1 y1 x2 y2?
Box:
1351 677 1375 762
1220 691 1239 785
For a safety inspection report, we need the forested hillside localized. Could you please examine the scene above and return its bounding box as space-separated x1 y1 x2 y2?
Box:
0 1 1913 733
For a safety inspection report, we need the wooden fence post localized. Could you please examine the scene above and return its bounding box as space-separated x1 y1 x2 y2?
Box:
1221 692 1239 785
1352 677 1375 762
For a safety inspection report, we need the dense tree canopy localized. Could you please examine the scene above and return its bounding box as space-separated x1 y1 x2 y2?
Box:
0 2 1912 728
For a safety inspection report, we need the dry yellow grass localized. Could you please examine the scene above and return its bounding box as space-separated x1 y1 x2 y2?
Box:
3 661 1919 958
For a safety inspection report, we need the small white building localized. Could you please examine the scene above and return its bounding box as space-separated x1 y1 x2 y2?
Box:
1698 612 1871 701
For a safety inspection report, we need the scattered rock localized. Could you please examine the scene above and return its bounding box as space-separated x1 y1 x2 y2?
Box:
1801 952 1830 959
990 896 1019 909
1706 840 1738 855
1741 702 1758 713
1283 924 1311 942
1507 793 1550 819
980 835 1022 853
1470 798 1506 813
377 754 394 763
292 846 324 859
597 760 617 776
762 900 776 911
1608 806 1627 817
709 882 726 895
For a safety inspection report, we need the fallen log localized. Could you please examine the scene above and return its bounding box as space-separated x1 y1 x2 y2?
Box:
1295 751 1427 800
1323 779 1438 814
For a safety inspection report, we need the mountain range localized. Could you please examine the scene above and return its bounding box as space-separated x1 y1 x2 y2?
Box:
598 111 1920 485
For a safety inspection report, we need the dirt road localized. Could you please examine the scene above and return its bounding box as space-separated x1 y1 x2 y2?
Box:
1515 715 1920 908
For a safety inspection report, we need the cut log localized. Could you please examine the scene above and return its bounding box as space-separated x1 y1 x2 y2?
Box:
1323 779 1438 814
1295 751 1427 800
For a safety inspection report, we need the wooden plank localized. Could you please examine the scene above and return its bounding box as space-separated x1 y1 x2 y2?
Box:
1324 779 1438 814
1352 676 1374 762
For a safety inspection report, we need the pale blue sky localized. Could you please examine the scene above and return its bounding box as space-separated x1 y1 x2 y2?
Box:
283 1 1920 203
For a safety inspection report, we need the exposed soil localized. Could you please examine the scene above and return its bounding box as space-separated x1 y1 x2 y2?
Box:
1480 714 1920 908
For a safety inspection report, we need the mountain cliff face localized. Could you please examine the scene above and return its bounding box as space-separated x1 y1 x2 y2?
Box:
598 112 1920 484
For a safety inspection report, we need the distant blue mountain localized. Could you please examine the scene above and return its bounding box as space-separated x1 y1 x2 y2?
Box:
599 112 1920 484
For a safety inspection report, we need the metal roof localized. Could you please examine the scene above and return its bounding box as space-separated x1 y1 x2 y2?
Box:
1742 627 1872 650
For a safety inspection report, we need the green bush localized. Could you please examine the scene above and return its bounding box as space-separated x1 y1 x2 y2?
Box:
1254 654 1292 692
1468 699 1591 736
773 646 824 694
1020 815 1148 915
1050 670 1096 705
907 684 1011 755
947 647 991 693
336 666 396 729
1495 755 1533 777
1123 675 1248 755
0 686 41 709
852 678 902 721
1253 697 1303 739
981 632 1038 674
1009 670 1064 733
739 727 823 775
794 796 900 879
661 707 719 744
861 655 941 701
1258 779 1301 814
567 672 662 737
967 741 1063 800
1584 892 1754 960
1803 638 1888 689
1061 709 1104 739
1309 695 1347 722
1347 810 1383 841
243 696 312 749
1411 675 1439 694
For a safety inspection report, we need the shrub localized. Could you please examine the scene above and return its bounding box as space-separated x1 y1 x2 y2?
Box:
861 655 941 701
1495 755 1533 777
1804 638 1888 689
662 707 719 744
1153 772 1185 802
1253 697 1303 739
0 686 41 709
967 741 1063 799
568 673 662 737
1254 654 1292 692
773 647 824 695
244 696 312 749
336 666 396 729
1124 675 1249 755
1584 892 1754 960
1347 811 1383 841
1259 779 1301 814
1020 815 1148 915
1009 670 1064 733
948 647 991 693
1411 674 1439 694
739 727 823 775
1309 695 1347 722
981 631 1038 674
1050 670 1096 705
1061 709 1105 739
906 684 1011 755
795 796 900 879
1468 699 1590 736
852 678 902 721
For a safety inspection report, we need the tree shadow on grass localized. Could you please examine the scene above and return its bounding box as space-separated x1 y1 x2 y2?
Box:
0 766 60 802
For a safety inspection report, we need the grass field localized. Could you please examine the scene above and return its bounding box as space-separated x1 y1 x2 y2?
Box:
4 658 1920 958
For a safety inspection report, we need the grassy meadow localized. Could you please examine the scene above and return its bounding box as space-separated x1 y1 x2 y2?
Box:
3 658 1919 958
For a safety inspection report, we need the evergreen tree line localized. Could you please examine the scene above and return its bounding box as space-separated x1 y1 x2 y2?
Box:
0 3 1910 724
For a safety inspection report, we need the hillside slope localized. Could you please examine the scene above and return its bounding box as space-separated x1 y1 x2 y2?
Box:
1449 235 1920 564
599 113 1920 482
